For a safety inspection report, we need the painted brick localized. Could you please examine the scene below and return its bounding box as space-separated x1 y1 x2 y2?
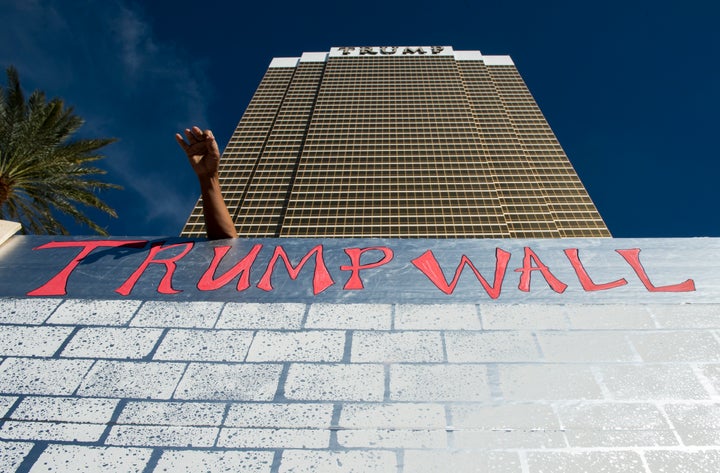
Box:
305 303 391 330
0 441 34 473
599 364 710 400
701 364 720 394
246 330 345 362
77 360 185 399
10 396 118 423
566 304 655 329
536 331 637 362
284 363 385 401
153 329 253 362
278 450 397 473
338 428 446 448
5 294 720 470
498 364 603 400
566 429 677 448
403 450 521 473
105 425 219 447
130 301 222 328
480 304 568 330
217 302 305 329
0 395 17 417
395 304 480 330
0 358 93 395
154 450 274 473
117 401 225 426
445 331 540 362
174 363 281 401
225 402 334 428
47 299 141 325
390 364 491 401
450 403 560 430
526 451 645 472
339 403 446 429
217 427 330 448
664 403 720 446
450 403 564 449
453 429 566 449
0 298 60 324
351 332 444 363
558 402 676 447
630 331 720 362
0 325 73 357
557 402 667 430
29 445 152 472
644 449 720 473
61 327 162 359
650 304 720 329
0 420 106 442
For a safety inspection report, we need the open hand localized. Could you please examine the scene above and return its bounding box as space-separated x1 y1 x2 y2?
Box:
175 126 220 179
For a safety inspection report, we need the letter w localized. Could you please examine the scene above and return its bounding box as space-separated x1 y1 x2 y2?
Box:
197 244 263 291
411 248 511 298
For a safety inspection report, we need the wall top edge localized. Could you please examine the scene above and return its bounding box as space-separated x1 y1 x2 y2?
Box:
1 235 716 304
0 219 21 247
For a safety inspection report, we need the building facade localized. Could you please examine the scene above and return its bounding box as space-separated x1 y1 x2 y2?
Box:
181 46 610 238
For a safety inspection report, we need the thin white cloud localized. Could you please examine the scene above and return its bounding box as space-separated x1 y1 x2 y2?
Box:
113 5 157 78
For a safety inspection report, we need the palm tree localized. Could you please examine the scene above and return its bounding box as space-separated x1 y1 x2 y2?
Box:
0 66 120 235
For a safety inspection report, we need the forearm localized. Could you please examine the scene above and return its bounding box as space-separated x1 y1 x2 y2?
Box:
199 175 237 240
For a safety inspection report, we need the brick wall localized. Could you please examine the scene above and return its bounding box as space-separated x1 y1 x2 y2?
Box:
2 298 720 472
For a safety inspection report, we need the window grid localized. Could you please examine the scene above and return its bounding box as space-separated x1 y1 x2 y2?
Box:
181 52 610 239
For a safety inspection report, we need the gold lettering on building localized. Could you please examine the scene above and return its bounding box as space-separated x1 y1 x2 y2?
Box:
337 46 445 56
403 47 427 55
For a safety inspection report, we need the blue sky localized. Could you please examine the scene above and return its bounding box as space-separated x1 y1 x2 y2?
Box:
1 0 717 237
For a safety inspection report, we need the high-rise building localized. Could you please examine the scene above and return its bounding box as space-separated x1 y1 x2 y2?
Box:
181 46 610 239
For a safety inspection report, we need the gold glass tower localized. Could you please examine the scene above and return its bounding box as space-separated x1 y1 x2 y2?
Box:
181 46 610 238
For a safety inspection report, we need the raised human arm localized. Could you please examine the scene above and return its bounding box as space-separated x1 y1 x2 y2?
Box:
175 126 237 240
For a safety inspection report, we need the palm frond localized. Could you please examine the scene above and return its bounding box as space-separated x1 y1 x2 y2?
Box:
0 66 121 235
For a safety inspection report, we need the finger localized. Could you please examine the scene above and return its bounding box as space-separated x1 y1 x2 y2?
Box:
184 128 199 144
203 129 215 142
192 126 205 140
175 133 189 151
